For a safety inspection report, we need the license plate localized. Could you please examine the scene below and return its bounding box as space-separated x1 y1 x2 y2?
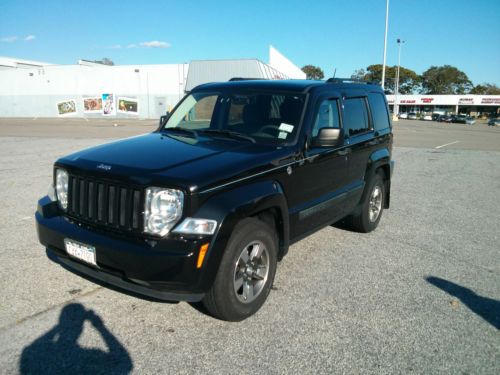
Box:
64 239 97 266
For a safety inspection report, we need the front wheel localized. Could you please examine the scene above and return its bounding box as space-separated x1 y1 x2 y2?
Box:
202 218 278 321
348 172 385 233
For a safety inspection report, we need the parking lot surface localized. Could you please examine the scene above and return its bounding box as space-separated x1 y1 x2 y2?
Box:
0 119 498 374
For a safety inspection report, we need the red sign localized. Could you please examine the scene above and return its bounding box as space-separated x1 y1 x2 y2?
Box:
481 98 500 104
421 98 434 103
400 100 416 104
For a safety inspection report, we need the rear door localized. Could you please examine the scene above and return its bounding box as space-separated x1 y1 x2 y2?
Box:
341 92 374 213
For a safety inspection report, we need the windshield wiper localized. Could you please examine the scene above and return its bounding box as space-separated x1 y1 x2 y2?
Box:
161 127 198 138
199 129 256 143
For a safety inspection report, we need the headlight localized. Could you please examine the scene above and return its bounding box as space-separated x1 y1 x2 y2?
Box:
144 187 184 236
55 169 69 210
173 218 218 235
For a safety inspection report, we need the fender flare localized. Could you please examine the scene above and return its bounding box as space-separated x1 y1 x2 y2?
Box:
364 148 392 208
192 180 289 291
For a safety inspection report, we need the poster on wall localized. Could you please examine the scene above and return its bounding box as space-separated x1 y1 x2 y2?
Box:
56 100 77 116
102 93 116 116
117 97 139 114
83 97 103 113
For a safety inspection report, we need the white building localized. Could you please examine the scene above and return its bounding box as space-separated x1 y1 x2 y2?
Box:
0 47 306 119
386 94 500 116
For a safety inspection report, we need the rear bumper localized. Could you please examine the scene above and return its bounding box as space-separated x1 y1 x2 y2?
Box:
36 196 208 302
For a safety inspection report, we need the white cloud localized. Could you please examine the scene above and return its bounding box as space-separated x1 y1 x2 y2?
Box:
109 44 121 49
1 36 18 42
127 44 138 49
139 40 171 49
24 35 36 41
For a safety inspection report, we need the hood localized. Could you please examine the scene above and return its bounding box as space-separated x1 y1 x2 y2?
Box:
57 132 293 191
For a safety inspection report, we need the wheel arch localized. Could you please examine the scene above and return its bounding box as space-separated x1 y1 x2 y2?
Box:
192 180 289 290
365 148 392 209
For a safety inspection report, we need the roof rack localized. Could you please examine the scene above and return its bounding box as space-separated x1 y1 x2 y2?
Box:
326 77 380 86
228 77 266 82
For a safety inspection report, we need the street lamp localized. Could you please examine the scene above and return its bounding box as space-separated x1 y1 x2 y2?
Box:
394 38 405 118
381 0 389 89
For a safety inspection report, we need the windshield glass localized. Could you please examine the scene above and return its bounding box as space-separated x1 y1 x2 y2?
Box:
164 91 305 144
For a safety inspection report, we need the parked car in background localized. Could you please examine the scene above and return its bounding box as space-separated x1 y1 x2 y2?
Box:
465 117 476 125
487 117 500 126
452 114 468 124
408 112 417 120
432 114 440 121
398 112 408 119
421 114 433 121
438 115 452 123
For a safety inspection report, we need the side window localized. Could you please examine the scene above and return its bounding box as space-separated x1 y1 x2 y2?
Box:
312 99 340 138
368 93 390 131
343 97 369 137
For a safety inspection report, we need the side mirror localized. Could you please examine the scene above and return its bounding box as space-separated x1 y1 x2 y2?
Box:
159 111 170 127
311 128 342 148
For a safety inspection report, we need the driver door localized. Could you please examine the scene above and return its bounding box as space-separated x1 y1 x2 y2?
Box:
287 95 351 238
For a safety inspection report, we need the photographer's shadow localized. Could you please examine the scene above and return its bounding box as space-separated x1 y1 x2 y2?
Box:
20 303 133 374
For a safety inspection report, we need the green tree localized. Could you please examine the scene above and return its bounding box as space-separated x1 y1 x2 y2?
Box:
350 69 368 81
301 65 324 80
470 83 500 95
421 65 472 94
351 64 420 94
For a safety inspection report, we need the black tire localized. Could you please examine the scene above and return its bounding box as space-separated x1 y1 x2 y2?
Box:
349 172 385 233
202 218 278 321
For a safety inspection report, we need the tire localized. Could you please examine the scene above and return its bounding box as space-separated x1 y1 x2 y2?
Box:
202 218 278 321
349 172 385 233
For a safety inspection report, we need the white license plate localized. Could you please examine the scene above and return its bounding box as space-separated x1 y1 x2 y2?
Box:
64 239 97 266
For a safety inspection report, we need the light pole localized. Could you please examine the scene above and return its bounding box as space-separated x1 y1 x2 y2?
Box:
394 38 405 118
381 0 389 89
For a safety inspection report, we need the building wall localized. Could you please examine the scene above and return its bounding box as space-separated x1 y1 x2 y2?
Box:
0 64 188 118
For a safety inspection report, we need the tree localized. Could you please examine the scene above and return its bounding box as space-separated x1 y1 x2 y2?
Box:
93 57 114 66
302 65 324 80
421 65 472 94
350 69 367 81
351 64 421 94
470 83 500 95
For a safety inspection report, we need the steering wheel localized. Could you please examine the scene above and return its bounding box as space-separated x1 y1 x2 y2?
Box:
258 125 280 135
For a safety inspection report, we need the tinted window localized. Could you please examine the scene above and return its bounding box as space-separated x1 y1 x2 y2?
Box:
312 99 340 137
368 93 390 130
343 98 369 136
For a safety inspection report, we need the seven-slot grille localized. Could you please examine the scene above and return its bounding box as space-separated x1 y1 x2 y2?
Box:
66 174 143 232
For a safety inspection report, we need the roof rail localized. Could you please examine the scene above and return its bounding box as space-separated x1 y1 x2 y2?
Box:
228 77 266 82
326 77 380 86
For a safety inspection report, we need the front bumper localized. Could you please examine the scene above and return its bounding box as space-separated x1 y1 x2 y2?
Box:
36 196 208 302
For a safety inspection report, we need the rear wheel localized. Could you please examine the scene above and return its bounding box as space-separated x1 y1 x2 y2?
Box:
349 172 385 233
202 218 278 321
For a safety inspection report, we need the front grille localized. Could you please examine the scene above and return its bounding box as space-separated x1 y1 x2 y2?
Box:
66 174 143 233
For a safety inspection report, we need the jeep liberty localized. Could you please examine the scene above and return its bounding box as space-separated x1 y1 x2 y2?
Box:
36 78 394 321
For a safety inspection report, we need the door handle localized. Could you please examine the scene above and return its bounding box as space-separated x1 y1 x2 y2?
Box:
338 148 351 156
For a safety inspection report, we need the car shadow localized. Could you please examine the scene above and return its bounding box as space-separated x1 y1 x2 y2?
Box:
19 303 133 374
426 276 500 329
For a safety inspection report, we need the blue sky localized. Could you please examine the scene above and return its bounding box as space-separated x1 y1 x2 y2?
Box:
1 0 499 85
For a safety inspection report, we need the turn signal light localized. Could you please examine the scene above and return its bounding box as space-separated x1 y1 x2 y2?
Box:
197 243 209 269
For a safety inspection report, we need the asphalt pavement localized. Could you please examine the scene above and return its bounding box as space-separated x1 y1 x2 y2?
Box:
0 119 498 374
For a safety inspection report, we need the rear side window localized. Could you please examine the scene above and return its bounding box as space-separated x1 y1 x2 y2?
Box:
368 93 390 130
343 97 369 137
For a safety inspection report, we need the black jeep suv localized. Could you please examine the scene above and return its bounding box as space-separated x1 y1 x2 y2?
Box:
36 79 394 321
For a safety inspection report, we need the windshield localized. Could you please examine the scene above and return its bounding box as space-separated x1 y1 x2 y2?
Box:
164 91 306 144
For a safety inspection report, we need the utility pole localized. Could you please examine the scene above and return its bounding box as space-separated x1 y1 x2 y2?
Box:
381 0 389 89
394 38 405 119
